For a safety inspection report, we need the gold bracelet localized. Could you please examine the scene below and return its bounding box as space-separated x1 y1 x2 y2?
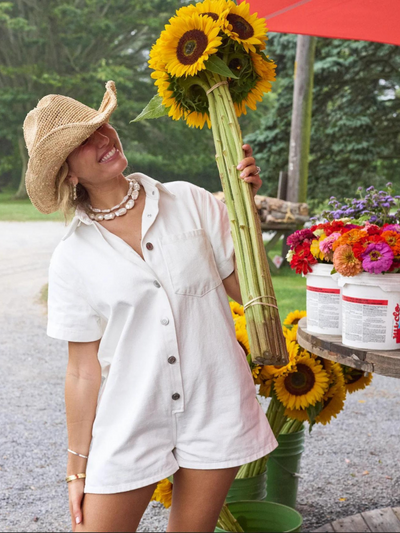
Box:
66 473 86 483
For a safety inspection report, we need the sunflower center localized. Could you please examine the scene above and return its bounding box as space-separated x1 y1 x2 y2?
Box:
284 364 316 396
200 12 219 21
227 14 254 39
177 30 208 65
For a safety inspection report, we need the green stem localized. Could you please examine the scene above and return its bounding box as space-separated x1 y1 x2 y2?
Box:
204 71 288 365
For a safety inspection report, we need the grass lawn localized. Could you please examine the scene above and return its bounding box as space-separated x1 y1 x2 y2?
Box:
0 188 64 221
4 190 306 316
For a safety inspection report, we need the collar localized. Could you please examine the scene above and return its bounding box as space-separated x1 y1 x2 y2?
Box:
61 172 175 241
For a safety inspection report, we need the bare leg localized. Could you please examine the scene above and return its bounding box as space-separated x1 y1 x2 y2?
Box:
166 465 241 532
74 481 158 533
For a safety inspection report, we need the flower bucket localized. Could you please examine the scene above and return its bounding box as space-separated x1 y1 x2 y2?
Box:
215 501 303 532
226 470 267 504
306 263 342 334
338 273 400 350
265 429 305 509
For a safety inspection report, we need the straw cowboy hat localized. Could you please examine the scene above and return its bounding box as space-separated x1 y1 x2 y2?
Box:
23 80 118 214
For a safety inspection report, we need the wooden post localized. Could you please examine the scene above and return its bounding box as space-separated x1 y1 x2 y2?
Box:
287 35 317 204
277 171 288 200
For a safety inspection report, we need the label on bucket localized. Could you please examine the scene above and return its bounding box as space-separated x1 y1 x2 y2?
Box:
393 304 400 344
307 285 341 330
342 295 388 344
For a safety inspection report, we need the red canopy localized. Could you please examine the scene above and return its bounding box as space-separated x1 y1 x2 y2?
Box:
247 0 399 46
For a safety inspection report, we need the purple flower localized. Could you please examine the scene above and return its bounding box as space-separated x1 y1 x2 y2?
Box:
287 228 314 248
384 224 400 233
361 242 394 274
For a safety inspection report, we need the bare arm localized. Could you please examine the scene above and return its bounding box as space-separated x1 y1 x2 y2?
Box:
222 253 243 305
65 339 101 529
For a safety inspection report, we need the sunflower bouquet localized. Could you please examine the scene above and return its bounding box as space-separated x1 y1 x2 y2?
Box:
229 303 374 435
133 0 288 366
258 309 374 431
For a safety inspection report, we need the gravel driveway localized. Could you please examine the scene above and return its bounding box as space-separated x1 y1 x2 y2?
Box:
0 221 399 532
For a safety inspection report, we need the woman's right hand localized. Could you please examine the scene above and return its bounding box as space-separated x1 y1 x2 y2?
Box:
68 479 85 531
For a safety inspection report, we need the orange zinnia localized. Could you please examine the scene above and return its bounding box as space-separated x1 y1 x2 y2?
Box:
381 231 400 256
333 245 363 276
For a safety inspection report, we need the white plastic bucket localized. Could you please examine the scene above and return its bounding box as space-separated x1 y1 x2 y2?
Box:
306 263 342 335
338 273 400 350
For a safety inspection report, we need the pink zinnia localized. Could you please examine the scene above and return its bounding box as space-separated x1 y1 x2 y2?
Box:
384 224 400 233
361 242 394 274
287 229 315 248
319 232 341 255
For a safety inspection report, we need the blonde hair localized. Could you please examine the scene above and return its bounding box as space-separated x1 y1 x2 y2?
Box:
55 161 90 225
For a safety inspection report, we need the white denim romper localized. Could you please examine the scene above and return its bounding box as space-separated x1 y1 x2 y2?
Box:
47 172 278 494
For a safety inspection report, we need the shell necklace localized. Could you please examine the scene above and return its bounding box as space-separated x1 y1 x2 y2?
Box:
87 177 141 221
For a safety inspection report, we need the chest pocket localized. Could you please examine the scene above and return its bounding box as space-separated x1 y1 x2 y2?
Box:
160 228 222 297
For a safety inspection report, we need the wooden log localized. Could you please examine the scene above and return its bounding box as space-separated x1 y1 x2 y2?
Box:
212 191 309 229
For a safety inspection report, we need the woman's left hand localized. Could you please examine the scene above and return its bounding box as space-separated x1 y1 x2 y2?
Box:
237 144 262 198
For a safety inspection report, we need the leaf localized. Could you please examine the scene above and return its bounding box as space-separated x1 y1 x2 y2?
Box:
306 401 324 433
130 95 169 123
205 55 239 79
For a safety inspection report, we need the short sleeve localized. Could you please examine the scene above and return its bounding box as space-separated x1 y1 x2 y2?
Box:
201 187 235 280
46 262 103 342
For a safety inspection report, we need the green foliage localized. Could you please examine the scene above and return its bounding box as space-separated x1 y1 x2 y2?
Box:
245 34 400 203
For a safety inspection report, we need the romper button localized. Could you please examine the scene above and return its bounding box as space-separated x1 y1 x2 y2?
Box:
153 280 161 288
168 356 176 364
161 318 169 325
146 242 153 250
172 393 180 400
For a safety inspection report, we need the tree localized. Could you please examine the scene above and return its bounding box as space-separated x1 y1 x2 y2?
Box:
0 0 189 197
245 34 400 205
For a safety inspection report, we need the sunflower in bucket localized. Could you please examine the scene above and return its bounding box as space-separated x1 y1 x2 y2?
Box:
134 0 287 368
229 304 374 434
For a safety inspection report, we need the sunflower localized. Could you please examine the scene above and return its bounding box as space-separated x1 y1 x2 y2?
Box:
160 12 222 78
315 384 346 425
185 110 211 129
284 406 309 423
223 0 267 53
274 353 330 410
259 377 273 397
232 51 276 117
257 365 274 396
152 69 187 122
252 365 262 380
150 478 173 508
234 316 250 355
229 300 245 318
176 0 230 27
283 310 307 328
342 367 373 394
283 325 298 343
265 336 298 378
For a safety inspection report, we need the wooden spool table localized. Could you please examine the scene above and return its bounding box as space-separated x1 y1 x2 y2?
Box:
297 317 400 379
297 318 400 532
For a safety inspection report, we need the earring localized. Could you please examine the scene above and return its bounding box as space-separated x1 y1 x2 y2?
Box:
70 183 77 201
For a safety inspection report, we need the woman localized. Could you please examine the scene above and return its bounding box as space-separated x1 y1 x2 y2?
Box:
23 80 278 532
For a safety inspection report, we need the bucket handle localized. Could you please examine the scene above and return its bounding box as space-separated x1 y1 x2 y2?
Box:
270 457 303 478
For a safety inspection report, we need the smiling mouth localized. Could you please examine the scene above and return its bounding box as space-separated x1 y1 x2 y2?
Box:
99 146 118 163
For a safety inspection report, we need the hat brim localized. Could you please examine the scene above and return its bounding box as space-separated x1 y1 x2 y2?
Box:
25 81 118 214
